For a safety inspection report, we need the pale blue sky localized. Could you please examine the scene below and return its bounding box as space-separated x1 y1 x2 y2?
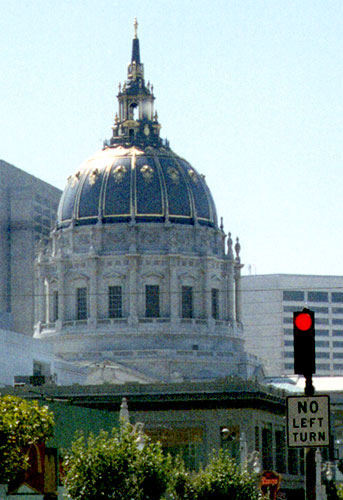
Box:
1 0 342 275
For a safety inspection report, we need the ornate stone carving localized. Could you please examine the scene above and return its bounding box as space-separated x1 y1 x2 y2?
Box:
140 164 154 182
113 165 127 183
188 168 198 183
167 166 180 184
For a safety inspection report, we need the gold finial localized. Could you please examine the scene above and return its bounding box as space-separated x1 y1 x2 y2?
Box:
134 18 138 39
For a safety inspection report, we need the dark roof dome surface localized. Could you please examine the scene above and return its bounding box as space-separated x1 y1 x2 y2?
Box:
57 146 218 228
57 20 218 230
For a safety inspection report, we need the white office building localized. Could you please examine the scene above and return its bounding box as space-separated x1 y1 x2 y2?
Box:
241 274 343 377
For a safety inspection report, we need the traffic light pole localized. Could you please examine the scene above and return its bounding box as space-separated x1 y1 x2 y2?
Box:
305 374 316 500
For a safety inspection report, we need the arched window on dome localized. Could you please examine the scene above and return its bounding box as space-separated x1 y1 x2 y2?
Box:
76 287 88 321
181 286 193 319
145 285 160 318
211 288 219 320
109 286 122 318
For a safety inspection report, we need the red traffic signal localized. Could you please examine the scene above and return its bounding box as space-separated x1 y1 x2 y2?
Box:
294 312 313 331
293 308 315 376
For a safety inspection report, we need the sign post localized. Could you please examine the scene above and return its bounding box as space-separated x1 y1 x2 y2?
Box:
291 308 334 500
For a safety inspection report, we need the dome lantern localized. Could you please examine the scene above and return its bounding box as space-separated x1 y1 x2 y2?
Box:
111 19 162 148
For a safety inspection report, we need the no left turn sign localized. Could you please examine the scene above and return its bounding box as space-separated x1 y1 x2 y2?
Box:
287 395 330 447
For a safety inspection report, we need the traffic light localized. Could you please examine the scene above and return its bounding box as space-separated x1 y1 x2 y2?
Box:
293 308 315 375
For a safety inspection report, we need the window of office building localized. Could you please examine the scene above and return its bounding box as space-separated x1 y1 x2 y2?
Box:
333 330 343 336
333 307 343 314
284 363 294 370
317 330 329 336
145 285 160 318
316 352 330 359
316 341 330 347
333 353 343 359
76 287 88 320
308 291 328 303
316 318 329 325
332 293 343 303
333 341 343 348
311 306 329 314
283 291 304 302
52 291 58 321
333 319 343 325
211 288 219 319
182 286 193 318
109 286 122 318
317 363 330 370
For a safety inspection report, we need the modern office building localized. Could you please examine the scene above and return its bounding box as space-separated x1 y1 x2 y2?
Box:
0 160 61 334
241 274 343 377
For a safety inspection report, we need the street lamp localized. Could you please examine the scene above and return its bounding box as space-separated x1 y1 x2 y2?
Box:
240 432 260 473
119 397 146 450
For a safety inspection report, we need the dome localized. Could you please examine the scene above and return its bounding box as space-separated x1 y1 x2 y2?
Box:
57 22 218 231
57 145 218 229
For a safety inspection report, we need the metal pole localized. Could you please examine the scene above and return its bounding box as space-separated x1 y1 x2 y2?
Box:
305 374 316 500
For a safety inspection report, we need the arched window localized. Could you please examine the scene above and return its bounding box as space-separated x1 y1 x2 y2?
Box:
145 285 160 318
181 286 193 318
76 287 88 320
109 286 122 318
211 288 219 319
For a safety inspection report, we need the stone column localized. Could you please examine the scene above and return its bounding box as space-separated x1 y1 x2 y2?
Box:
45 279 50 324
57 259 65 325
128 255 138 324
203 258 211 321
227 269 235 321
234 265 243 323
88 256 98 325
37 272 46 326
169 257 178 321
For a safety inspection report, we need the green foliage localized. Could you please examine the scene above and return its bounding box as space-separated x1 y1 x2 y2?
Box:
168 455 197 500
64 426 259 500
0 395 54 483
336 483 343 500
326 481 341 500
63 423 173 500
189 450 259 500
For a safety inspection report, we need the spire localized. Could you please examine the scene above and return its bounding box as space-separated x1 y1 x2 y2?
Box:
109 19 164 149
131 18 141 64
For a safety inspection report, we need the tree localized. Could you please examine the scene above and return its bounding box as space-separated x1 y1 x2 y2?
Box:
63 423 173 500
0 395 54 483
190 449 259 500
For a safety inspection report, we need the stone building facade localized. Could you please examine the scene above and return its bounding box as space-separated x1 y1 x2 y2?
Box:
33 22 261 382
